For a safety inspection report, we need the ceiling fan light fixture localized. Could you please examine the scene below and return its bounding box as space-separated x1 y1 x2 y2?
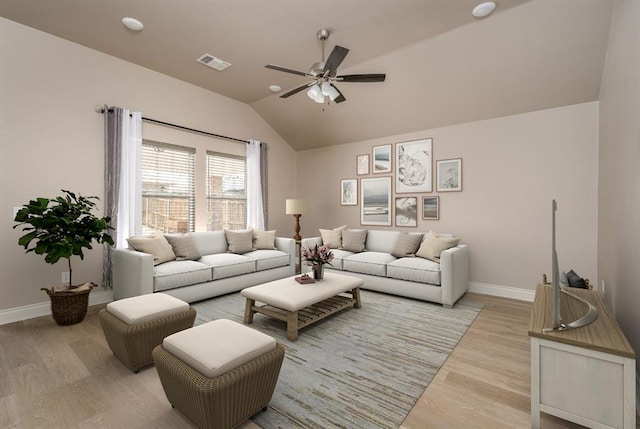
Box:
307 84 321 100
321 82 332 96
326 84 340 101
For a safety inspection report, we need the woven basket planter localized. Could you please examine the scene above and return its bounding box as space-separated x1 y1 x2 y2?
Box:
41 283 95 326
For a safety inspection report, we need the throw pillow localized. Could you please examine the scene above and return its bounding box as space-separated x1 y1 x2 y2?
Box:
253 229 277 250
416 234 461 262
225 229 254 254
391 233 423 258
341 229 368 252
319 225 347 248
164 234 201 261
127 232 176 265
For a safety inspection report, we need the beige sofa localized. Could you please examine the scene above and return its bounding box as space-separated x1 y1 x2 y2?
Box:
113 231 296 303
301 229 469 307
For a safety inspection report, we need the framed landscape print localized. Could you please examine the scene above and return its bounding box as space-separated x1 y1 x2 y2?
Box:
395 197 417 227
340 179 358 205
395 138 432 193
361 176 392 226
356 154 370 175
422 196 439 220
436 158 462 192
372 144 392 173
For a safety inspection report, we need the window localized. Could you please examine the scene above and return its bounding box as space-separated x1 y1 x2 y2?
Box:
206 151 246 230
141 141 195 234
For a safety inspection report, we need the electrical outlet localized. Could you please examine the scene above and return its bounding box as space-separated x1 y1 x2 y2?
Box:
61 271 70 286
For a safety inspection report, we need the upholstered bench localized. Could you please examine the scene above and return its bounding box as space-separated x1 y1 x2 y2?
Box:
153 319 285 429
99 293 196 373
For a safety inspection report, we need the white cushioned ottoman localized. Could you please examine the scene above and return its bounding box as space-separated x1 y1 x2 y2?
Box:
99 293 196 372
153 319 285 429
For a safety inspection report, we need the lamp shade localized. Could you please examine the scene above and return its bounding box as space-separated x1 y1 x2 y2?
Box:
286 199 307 215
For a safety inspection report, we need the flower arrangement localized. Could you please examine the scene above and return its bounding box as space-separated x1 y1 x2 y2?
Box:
301 244 334 268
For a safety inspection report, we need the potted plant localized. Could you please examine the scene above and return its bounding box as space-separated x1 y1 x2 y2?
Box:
301 244 334 280
13 189 114 325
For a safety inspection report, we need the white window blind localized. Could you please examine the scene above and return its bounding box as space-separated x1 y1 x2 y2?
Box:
141 141 195 234
206 151 247 230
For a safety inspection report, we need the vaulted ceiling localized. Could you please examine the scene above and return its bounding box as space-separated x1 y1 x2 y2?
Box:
0 0 614 150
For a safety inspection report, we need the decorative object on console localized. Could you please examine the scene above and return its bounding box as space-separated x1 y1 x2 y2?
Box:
395 197 417 227
285 199 307 241
340 179 357 206
422 196 440 220
356 154 370 175
395 138 433 193
436 158 462 192
301 244 334 280
13 189 114 325
295 273 315 284
372 144 392 173
361 177 392 226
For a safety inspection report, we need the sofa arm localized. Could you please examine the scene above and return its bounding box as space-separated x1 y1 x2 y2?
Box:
112 248 155 300
439 244 469 307
275 237 296 267
301 237 323 250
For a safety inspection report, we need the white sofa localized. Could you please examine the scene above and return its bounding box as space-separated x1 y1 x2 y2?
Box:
113 231 296 303
301 230 469 307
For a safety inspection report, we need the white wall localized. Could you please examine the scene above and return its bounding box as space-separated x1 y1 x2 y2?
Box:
0 18 296 311
297 102 599 291
598 0 640 361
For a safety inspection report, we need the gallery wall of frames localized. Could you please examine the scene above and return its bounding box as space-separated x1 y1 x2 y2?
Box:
340 137 462 227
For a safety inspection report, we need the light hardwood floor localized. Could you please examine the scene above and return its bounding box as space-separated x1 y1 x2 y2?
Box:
0 293 612 428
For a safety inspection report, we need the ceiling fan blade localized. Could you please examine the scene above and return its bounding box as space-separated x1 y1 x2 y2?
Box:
265 64 310 77
337 74 386 82
280 82 315 98
331 84 346 103
323 45 349 77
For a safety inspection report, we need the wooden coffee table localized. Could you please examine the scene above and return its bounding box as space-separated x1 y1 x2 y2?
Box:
241 272 362 341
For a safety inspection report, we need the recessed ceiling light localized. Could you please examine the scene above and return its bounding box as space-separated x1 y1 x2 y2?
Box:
472 2 496 18
268 85 282 93
122 17 144 31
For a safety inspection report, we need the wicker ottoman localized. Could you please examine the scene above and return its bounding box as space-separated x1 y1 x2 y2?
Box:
99 293 196 373
153 319 285 429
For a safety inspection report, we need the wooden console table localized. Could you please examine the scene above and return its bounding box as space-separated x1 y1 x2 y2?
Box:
529 284 636 428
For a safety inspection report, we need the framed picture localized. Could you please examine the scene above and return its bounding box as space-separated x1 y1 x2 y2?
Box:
422 196 440 220
361 177 392 226
436 158 462 192
395 138 433 193
395 197 417 227
340 179 358 205
356 154 370 175
372 144 392 173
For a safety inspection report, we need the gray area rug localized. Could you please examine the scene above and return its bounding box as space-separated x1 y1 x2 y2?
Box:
192 290 481 429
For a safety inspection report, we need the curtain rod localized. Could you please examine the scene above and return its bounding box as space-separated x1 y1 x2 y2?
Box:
96 106 252 145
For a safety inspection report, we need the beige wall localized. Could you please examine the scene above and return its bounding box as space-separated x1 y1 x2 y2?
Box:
0 18 296 310
598 0 640 359
297 102 599 291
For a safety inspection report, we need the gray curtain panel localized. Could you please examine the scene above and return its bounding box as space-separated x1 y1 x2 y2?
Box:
103 106 123 288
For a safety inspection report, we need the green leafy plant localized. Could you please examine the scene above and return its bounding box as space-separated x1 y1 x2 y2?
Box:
13 189 114 289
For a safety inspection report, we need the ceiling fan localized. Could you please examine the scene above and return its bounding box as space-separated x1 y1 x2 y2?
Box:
265 29 386 104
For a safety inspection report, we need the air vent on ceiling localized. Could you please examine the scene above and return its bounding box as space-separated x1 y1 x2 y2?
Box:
196 53 231 71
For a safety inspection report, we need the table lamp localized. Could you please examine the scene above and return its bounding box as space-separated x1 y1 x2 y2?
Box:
285 199 307 241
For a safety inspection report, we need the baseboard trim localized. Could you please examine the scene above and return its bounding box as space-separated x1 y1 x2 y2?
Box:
468 282 535 302
0 289 113 325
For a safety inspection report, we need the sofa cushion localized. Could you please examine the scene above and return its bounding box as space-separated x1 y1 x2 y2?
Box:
107 293 189 325
387 257 441 285
319 225 346 248
416 231 460 262
199 253 256 280
327 249 355 270
341 229 368 252
365 230 401 253
154 260 213 292
391 233 423 258
191 231 228 255
225 229 255 254
244 249 290 271
165 234 201 261
253 229 277 250
127 232 176 265
342 251 396 277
